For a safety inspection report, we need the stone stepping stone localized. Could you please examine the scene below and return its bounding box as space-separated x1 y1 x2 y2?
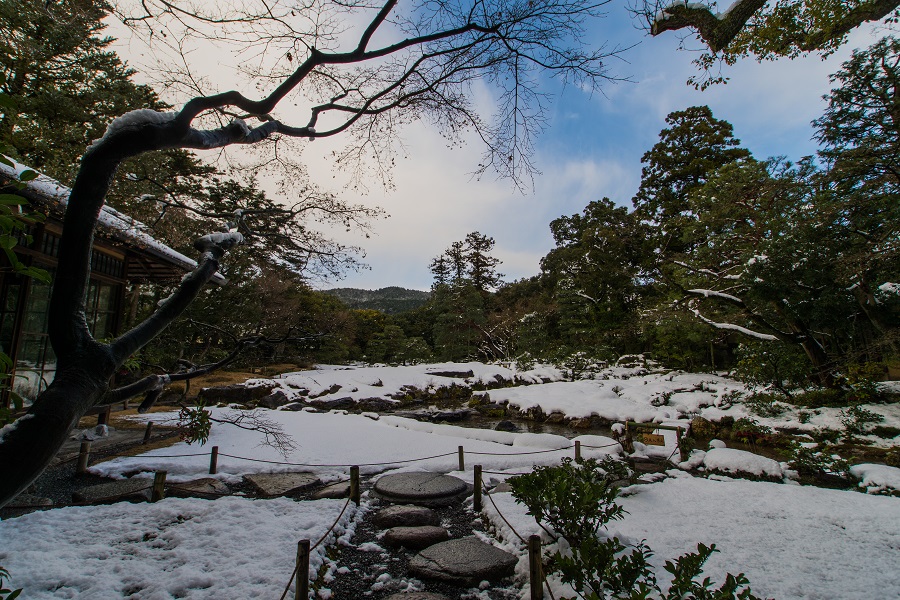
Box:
372 505 440 529
244 472 320 497
374 472 468 507
311 481 351 500
168 477 230 499
72 478 152 504
385 593 450 600
408 536 517 585
383 525 450 550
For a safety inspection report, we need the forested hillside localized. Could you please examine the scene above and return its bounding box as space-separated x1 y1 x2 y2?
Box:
324 287 430 314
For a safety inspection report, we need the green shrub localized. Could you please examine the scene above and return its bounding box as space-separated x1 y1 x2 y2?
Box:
508 458 761 600
786 443 849 478
733 342 810 399
840 404 884 441
885 447 900 468
788 388 846 409
841 362 885 404
730 418 774 446
0 566 21 600
744 393 787 418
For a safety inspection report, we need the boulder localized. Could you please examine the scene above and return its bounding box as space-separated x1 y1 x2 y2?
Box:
308 396 356 410
408 537 517 584
198 383 277 405
244 472 321 497
430 408 471 422
494 420 518 432
257 390 291 409
371 505 441 529
426 370 474 379
383 525 450 550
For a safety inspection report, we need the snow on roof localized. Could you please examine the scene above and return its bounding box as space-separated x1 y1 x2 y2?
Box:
0 156 226 285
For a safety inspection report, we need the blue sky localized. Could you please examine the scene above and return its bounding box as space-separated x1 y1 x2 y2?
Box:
110 3 884 292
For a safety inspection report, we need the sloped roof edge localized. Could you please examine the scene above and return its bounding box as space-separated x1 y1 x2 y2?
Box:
0 157 227 286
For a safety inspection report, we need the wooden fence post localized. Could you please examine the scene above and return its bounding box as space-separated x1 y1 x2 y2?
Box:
97 405 111 426
209 446 219 475
458 445 465 471
574 440 581 461
529 534 543 600
76 441 91 474
350 466 360 505
151 471 167 502
473 465 482 512
677 427 687 462
295 539 310 600
142 421 153 444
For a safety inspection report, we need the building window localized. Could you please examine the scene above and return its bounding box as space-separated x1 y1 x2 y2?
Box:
11 270 121 403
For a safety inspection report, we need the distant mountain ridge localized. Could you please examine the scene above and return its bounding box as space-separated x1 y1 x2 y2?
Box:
325 286 430 314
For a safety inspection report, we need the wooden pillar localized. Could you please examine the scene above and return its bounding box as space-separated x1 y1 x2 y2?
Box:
528 534 543 600
350 466 360 505
209 446 219 475
295 539 310 600
76 440 91 474
97 404 111 426
574 440 582 461
151 471 167 502
458 445 465 471
142 421 153 444
473 465 483 512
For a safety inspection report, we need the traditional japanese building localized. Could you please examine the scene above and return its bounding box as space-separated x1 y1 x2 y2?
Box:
0 159 223 406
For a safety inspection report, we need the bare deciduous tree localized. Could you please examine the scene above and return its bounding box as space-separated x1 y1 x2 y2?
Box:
0 0 623 507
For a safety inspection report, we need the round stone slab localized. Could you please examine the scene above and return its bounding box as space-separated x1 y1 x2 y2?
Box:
374 472 468 506
408 536 517 585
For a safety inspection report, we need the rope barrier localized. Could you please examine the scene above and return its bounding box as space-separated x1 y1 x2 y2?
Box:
218 450 457 468
278 496 354 600
96 451 212 459
468 445 571 456
481 485 527 544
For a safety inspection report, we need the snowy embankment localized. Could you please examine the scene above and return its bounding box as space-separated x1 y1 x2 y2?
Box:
245 362 900 441
483 473 900 600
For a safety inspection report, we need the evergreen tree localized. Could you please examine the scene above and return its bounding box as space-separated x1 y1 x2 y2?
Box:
464 231 504 292
633 106 750 258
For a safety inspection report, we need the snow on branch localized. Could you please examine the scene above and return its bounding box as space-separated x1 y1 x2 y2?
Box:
649 0 767 52
690 307 778 341
687 288 743 304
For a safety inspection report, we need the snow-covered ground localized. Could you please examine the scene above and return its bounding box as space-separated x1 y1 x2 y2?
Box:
247 362 900 443
483 472 900 600
2 361 899 598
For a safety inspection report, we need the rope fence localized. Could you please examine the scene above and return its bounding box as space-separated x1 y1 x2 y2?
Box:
278 496 354 600
14 420 689 599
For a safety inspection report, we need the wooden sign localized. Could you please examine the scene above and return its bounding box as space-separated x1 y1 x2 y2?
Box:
641 433 666 446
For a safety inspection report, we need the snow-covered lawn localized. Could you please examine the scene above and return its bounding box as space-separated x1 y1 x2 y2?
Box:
2 361 898 598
